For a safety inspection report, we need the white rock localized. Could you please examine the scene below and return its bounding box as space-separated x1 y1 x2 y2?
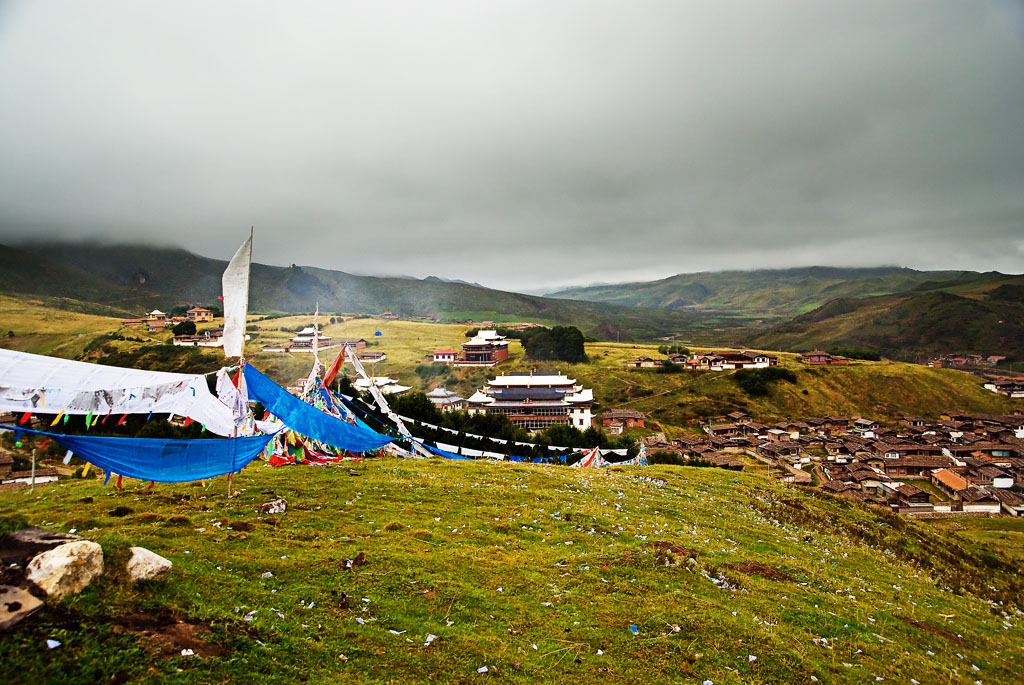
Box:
258 498 287 515
25 541 104 599
126 547 172 582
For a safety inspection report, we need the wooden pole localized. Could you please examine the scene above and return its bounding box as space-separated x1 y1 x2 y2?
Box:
30 448 36 492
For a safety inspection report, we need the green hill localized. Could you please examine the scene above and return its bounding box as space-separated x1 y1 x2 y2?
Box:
1 458 1022 683
4 242 727 342
549 266 988 319
0 244 153 313
749 275 1024 359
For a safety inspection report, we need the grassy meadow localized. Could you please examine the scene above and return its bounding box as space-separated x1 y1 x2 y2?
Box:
2 459 1024 684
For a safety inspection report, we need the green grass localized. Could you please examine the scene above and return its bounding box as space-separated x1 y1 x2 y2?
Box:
2 460 1023 684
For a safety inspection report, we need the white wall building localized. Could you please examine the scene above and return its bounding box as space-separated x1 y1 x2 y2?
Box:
466 371 594 432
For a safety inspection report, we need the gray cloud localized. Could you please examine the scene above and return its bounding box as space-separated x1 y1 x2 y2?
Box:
0 0 1022 292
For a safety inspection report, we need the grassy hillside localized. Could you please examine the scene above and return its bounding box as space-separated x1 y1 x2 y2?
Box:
750 275 1024 358
0 244 154 313
549 266 984 319
0 294 130 358
8 242 728 342
1 460 1022 683
1 304 1014 430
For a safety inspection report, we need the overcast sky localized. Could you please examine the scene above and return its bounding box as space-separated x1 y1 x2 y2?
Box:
0 1 1022 292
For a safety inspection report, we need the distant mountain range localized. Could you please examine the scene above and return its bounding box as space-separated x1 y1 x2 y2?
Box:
748 275 1024 359
550 266 1024 356
4 241 1020 355
0 242 711 341
548 266 991 320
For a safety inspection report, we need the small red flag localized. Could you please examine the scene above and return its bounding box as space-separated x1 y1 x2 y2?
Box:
18 411 31 425
183 416 192 427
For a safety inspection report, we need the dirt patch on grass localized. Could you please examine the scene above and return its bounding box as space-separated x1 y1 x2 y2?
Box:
228 521 254 532
109 507 133 517
111 612 228 658
718 561 795 582
898 616 965 645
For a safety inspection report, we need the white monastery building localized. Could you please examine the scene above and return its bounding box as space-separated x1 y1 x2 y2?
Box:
466 371 594 432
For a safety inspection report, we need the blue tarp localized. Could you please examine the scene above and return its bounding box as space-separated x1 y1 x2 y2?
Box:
244 365 395 453
4 426 276 483
423 443 472 460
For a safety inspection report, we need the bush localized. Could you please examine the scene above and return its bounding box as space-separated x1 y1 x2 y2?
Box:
415 364 450 381
172 320 197 336
733 367 797 396
828 345 881 361
656 359 682 373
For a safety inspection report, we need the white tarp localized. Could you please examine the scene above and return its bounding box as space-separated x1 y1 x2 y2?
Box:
0 349 237 436
221 230 252 358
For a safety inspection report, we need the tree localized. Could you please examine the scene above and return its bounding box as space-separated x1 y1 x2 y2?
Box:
523 326 588 363
172 320 197 336
389 392 443 425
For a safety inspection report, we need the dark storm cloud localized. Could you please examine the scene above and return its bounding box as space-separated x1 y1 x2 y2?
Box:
0 1 1022 291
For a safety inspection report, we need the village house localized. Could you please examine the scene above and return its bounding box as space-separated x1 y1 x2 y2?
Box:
186 307 213 322
706 422 742 438
931 468 969 497
959 488 1001 514
626 356 662 369
432 350 458 364
456 330 510 367
799 350 849 365
879 482 934 513
357 351 387 363
682 351 778 371
984 378 1024 398
991 488 1024 517
598 409 647 430
883 455 953 478
1 464 59 486
466 371 594 432
424 387 466 412
290 327 335 351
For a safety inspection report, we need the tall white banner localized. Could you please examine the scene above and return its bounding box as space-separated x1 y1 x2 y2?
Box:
222 229 252 358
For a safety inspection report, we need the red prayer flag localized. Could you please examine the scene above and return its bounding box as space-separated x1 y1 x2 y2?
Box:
18 411 31 425
323 346 346 387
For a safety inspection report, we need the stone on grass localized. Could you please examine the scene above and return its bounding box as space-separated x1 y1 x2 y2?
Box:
25 541 104 599
0 585 44 631
258 498 287 515
127 547 173 582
